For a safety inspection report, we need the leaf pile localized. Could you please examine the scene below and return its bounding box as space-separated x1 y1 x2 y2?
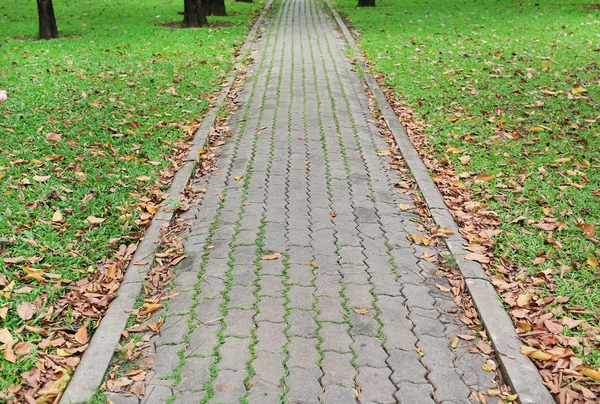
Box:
335 0 600 401
0 0 261 399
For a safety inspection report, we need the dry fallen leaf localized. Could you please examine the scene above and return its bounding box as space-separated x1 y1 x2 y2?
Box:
74 325 89 344
16 302 36 321
353 308 371 316
51 210 63 222
86 215 106 224
464 252 490 264
45 133 62 142
234 174 245 181
262 253 282 260
398 204 411 211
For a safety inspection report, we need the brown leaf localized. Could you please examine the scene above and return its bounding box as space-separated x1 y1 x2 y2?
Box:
33 175 51 182
450 336 459 349
435 283 451 292
45 133 62 142
14 341 34 355
3 339 17 363
575 223 595 237
353 308 371 316
0 328 15 344
74 326 89 344
16 302 36 321
464 252 490 264
136 175 151 182
262 253 282 260
86 216 106 224
3 256 26 265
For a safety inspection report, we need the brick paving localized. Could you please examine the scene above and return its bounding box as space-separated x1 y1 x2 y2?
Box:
138 0 500 402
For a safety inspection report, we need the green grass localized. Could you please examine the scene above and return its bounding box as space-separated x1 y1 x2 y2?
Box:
332 0 600 364
0 0 262 394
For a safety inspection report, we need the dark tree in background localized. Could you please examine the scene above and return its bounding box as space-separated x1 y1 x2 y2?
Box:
357 0 375 6
207 0 227 16
235 0 253 3
183 0 208 26
37 0 58 39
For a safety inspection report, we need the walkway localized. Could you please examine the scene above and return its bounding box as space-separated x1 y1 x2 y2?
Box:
140 0 499 402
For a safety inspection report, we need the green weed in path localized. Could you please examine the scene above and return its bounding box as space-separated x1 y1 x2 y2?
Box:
333 0 600 382
0 0 261 396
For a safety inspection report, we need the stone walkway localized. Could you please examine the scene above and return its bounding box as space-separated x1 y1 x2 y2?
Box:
139 0 499 402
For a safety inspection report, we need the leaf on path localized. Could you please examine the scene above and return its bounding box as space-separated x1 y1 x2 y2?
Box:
16 302 36 321
310 261 319 268
464 252 490 264
409 233 431 246
262 253 282 260
353 308 371 316
450 336 459 349
398 204 410 211
234 174 245 181
435 283 450 292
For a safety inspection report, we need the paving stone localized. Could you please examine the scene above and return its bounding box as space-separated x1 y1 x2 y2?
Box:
105 393 139 404
218 337 252 371
349 311 379 337
287 337 320 369
316 296 345 322
141 384 172 404
174 390 206 403
258 275 285 296
356 366 396 404
246 384 282 404
255 321 287 353
344 283 373 308
287 367 323 404
353 335 388 368
287 264 314 286
261 259 285 275
252 351 286 385
288 309 317 337
224 309 255 337
194 296 223 323
155 315 189 346
228 285 256 309
288 285 314 309
321 385 356 404
428 365 472 403
186 324 219 357
212 369 248 403
321 352 355 387
395 382 436 404
387 349 428 384
256 296 286 322
320 323 352 351
231 265 257 285
178 356 212 390
149 344 182 380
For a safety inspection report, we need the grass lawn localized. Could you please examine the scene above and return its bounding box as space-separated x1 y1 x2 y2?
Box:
0 0 261 399
332 0 600 395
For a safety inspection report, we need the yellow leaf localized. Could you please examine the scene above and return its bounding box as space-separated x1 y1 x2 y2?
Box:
52 210 63 222
530 350 553 361
446 146 463 154
587 257 598 268
57 348 74 357
416 347 424 356
37 369 72 403
310 261 319 268
459 155 471 165
482 364 493 372
571 87 587 94
143 303 163 314
581 368 600 381
398 204 410 211
234 175 245 181
506 394 518 401
24 267 46 282
554 157 570 164
137 175 151 182
450 336 459 349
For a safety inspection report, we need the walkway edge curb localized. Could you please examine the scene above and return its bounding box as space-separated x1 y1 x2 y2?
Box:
324 2 554 403
60 3 273 402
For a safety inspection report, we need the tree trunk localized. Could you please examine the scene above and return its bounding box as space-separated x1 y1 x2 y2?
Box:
183 0 208 27
357 0 375 6
37 0 58 39
208 0 227 16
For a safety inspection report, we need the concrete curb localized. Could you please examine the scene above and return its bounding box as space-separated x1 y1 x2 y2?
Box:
60 3 273 402
324 2 555 403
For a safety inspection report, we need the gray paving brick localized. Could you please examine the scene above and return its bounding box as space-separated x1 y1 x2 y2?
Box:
288 309 317 337
287 367 322 404
321 385 356 404
219 337 252 371
255 297 286 323
320 323 352 351
186 324 219 357
178 356 212 390
353 335 388 368
395 382 436 404
228 285 256 309
212 369 248 403
356 367 396 404
321 352 355 387
288 285 314 309
224 309 255 337
387 349 427 385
